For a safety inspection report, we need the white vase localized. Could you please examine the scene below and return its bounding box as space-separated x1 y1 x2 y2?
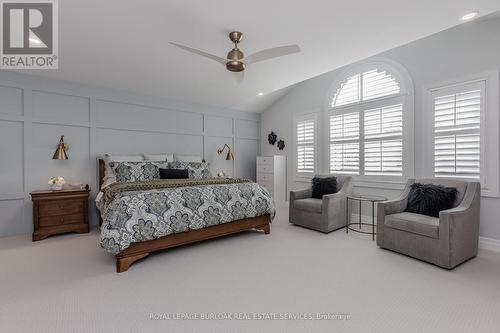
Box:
50 184 63 191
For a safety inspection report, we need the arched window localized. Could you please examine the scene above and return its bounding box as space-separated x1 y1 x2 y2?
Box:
328 60 413 181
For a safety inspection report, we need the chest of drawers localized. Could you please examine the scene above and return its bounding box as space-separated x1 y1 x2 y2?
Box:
256 155 286 206
31 187 90 241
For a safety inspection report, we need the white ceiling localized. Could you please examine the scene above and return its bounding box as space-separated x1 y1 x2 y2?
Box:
21 0 500 112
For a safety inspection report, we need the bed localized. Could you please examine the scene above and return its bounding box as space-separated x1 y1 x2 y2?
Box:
96 159 274 272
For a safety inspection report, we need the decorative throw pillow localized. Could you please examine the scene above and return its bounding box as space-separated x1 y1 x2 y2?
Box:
109 161 168 182
159 168 189 179
405 183 458 217
103 154 144 185
311 176 337 199
168 161 211 179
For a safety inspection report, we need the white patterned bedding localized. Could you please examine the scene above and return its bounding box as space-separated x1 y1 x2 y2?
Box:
97 179 275 254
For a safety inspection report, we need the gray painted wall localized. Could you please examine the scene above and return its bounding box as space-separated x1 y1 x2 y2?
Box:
261 17 500 241
0 71 260 237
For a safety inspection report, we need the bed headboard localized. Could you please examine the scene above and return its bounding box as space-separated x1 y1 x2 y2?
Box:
98 159 105 191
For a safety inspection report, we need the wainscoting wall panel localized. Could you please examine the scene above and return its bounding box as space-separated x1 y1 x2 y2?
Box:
96 100 204 134
33 91 91 123
234 138 259 180
95 128 204 157
235 118 260 139
0 85 24 116
0 71 260 237
204 114 233 137
0 120 23 194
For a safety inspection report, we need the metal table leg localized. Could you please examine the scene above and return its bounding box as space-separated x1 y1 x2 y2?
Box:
359 199 362 229
372 201 375 241
346 197 349 234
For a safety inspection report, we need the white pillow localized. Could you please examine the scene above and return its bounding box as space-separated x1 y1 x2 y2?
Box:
143 153 174 162
173 154 203 162
102 154 144 187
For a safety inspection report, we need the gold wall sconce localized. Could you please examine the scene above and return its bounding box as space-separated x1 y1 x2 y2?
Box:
217 144 234 160
52 135 69 160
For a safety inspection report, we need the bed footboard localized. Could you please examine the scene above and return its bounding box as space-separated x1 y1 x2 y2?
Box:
115 214 271 272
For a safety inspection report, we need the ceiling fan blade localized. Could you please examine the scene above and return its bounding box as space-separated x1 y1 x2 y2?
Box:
244 45 300 65
169 42 227 65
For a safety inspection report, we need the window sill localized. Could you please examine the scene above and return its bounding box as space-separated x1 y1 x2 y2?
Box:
294 176 313 183
353 180 406 190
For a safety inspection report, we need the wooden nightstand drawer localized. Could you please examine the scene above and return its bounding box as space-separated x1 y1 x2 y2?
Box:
31 187 90 241
39 213 85 227
39 200 84 217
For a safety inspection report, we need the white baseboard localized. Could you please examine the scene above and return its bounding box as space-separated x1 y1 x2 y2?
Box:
479 237 500 253
352 214 500 253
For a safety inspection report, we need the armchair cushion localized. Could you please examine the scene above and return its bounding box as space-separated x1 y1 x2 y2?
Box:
405 183 457 217
385 212 439 239
311 176 337 199
294 198 322 213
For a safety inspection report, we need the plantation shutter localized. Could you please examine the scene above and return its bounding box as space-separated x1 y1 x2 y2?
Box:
362 69 401 101
433 82 483 179
296 117 315 175
332 68 401 107
330 112 360 174
364 104 403 176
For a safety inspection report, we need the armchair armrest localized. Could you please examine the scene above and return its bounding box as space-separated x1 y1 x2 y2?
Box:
376 179 414 246
290 188 312 202
438 183 480 265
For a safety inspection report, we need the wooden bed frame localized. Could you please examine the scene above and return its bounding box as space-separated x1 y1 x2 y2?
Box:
98 159 271 272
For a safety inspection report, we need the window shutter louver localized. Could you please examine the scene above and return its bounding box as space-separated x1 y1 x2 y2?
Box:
433 86 482 179
332 68 401 107
330 112 360 174
331 74 361 107
364 104 403 176
296 118 315 174
362 69 401 101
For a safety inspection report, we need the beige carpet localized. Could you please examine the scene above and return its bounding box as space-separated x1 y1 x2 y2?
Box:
1 207 500 333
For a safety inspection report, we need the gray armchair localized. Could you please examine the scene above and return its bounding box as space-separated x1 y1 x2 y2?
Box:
289 175 352 233
377 178 480 269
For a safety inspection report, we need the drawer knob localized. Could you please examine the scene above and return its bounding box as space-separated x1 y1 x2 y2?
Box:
60 217 64 223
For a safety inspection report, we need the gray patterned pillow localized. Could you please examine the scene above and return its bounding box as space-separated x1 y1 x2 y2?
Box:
109 161 169 182
168 161 212 179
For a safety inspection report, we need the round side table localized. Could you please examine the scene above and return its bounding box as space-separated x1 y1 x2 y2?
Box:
346 195 387 240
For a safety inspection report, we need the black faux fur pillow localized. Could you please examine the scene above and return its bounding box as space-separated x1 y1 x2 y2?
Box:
405 183 457 217
311 177 338 199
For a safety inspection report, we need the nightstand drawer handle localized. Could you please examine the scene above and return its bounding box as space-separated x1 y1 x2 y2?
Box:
59 205 63 209
60 217 64 223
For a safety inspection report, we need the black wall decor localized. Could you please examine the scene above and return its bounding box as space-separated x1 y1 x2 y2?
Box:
268 132 277 145
277 140 285 150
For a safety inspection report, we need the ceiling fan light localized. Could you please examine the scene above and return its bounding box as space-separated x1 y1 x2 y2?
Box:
226 61 245 72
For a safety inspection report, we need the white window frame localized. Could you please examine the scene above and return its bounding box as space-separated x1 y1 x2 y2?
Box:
293 111 318 182
423 70 499 198
324 59 415 188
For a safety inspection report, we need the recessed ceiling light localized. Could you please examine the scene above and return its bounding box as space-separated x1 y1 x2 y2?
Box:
461 12 479 21
257 92 264 96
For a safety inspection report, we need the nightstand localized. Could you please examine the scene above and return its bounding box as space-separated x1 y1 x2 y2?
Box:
30 187 90 241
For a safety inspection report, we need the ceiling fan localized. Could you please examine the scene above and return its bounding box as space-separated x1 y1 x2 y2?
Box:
169 31 300 72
